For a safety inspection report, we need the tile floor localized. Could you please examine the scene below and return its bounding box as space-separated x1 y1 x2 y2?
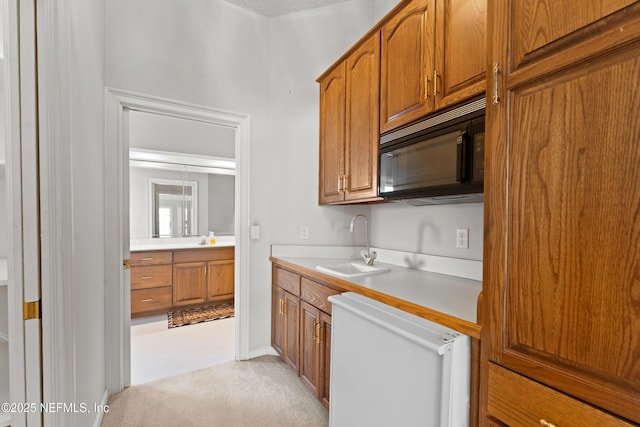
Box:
130 314 235 384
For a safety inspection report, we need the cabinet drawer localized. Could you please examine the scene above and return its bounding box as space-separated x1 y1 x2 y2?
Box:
301 278 340 314
273 267 300 296
131 265 172 290
488 363 635 426
131 287 172 315
173 247 234 263
131 250 172 266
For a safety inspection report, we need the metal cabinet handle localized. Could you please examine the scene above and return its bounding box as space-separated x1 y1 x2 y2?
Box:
424 75 430 99
540 420 557 427
141 275 153 279
433 69 439 97
317 322 322 343
140 298 154 303
492 62 500 105
141 257 153 261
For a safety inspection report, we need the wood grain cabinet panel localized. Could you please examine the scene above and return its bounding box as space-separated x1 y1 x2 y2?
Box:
318 33 380 205
484 1 640 423
284 291 300 374
207 259 234 302
131 247 234 316
271 266 342 409
131 265 172 290
434 0 486 109
380 0 435 133
130 250 172 267
300 301 321 397
380 0 487 132
319 311 332 410
173 261 207 306
487 363 636 427
272 268 301 375
272 286 285 356
131 287 172 315
318 63 346 205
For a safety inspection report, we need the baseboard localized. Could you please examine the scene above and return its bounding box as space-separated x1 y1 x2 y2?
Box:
247 345 278 359
91 388 109 427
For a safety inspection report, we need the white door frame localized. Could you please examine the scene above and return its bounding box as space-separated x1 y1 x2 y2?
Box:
104 87 251 393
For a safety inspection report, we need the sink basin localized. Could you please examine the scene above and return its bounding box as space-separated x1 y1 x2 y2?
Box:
316 262 390 278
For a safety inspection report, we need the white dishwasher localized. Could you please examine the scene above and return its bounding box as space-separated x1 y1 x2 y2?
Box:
328 292 470 427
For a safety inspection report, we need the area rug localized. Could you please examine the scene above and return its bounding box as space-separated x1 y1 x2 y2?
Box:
168 303 234 328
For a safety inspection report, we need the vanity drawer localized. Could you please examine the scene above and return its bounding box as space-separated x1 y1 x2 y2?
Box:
131 250 173 266
173 247 234 263
301 278 340 314
131 265 173 290
488 363 634 426
131 287 172 315
273 267 300 296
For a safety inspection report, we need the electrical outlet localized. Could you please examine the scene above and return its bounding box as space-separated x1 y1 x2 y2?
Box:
250 225 260 240
300 226 309 240
456 228 469 249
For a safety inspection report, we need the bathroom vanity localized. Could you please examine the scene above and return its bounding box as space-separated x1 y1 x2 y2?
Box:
130 244 234 317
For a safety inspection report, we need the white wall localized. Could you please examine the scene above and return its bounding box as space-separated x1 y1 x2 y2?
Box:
68 0 106 424
129 110 235 159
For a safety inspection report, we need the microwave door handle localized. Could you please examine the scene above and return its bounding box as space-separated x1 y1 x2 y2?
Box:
456 131 467 182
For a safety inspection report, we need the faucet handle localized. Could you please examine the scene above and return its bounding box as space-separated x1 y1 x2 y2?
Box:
361 250 377 266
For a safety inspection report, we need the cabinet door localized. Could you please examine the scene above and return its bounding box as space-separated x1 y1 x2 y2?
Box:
434 0 486 109
344 33 381 202
172 262 207 306
283 291 300 374
272 286 285 357
319 63 346 204
300 301 321 397
319 312 332 409
485 1 640 422
380 0 436 133
207 260 234 302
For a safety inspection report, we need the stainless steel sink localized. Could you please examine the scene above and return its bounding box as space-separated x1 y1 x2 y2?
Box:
316 262 390 278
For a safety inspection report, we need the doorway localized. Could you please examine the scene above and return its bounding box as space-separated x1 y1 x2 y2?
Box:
104 88 251 393
128 110 237 384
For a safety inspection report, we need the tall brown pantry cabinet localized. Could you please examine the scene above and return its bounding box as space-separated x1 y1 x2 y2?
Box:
482 1 640 425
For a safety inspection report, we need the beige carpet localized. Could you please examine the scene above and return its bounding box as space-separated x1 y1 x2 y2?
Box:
101 355 329 427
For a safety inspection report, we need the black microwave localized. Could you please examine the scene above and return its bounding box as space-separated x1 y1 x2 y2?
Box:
378 98 485 205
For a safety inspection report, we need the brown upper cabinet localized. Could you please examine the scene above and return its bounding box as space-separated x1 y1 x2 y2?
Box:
380 0 435 133
317 0 486 204
380 0 486 133
318 33 381 205
434 0 486 109
484 1 640 424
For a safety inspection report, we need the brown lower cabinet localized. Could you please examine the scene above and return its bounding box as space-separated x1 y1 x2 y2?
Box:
487 363 636 427
131 246 234 317
272 266 342 409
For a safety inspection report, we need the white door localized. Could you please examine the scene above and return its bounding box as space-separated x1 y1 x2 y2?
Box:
2 0 44 426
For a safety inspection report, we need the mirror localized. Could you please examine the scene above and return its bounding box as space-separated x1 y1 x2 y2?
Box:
150 178 197 238
128 111 236 240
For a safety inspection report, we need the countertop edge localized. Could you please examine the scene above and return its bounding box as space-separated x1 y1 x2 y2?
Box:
270 256 482 339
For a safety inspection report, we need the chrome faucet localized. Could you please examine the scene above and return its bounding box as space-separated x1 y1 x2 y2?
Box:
350 214 377 265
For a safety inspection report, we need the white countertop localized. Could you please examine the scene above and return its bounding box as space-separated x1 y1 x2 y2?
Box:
130 236 235 252
0 258 7 286
270 245 482 336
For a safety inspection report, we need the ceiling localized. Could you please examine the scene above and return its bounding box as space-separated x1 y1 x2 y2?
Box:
223 0 351 16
